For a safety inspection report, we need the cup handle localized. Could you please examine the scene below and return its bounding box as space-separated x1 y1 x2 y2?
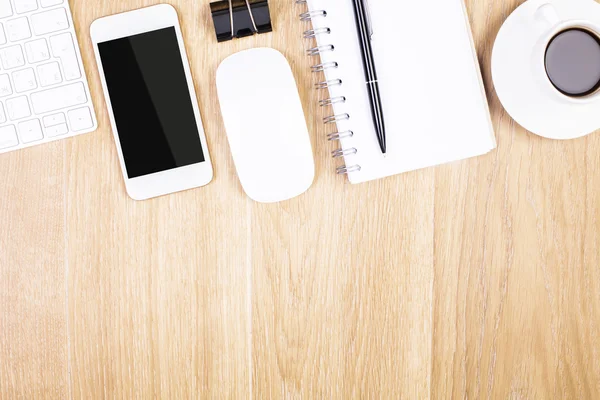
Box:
534 3 560 32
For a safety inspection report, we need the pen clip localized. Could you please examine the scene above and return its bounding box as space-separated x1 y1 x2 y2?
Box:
363 0 374 38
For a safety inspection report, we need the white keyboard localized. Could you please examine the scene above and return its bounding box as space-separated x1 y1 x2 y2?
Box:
0 0 96 154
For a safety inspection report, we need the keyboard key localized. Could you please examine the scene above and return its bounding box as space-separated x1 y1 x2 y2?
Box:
0 4 96 153
43 112 65 127
0 102 6 123
45 122 67 137
14 0 38 14
0 45 25 69
40 0 62 7
0 24 6 45
6 95 31 120
0 125 18 149
25 39 50 63
0 74 13 97
17 119 43 143
13 68 37 93
0 0 12 18
50 33 80 81
0 3 96 153
68 106 93 131
6 17 31 42
37 61 62 87
31 8 69 35
31 82 86 114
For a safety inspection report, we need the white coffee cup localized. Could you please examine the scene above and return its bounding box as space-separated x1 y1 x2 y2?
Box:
492 0 600 139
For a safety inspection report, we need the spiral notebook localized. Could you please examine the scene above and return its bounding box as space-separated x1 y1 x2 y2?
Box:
299 0 497 184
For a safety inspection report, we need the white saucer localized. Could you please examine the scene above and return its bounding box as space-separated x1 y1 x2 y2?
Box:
492 0 600 140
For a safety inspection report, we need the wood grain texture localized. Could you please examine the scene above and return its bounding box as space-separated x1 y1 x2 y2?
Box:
0 143 68 399
66 1 250 398
1 0 599 398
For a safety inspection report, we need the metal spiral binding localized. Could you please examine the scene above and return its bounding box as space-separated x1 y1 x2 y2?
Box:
306 45 334 56
315 79 342 89
311 61 338 73
319 96 345 106
304 27 331 39
300 10 326 21
337 165 362 174
298 1 361 176
332 148 358 158
328 131 353 141
324 114 350 124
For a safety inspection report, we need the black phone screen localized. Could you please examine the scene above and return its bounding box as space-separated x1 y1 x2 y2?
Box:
98 27 205 179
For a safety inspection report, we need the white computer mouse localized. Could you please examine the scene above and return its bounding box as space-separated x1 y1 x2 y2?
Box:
216 48 315 203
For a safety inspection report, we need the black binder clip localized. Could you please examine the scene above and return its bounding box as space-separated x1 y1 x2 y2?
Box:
210 0 273 42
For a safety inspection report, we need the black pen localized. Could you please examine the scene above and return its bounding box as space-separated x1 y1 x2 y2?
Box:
352 0 386 154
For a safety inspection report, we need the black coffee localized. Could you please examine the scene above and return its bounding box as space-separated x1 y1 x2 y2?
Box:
545 28 600 97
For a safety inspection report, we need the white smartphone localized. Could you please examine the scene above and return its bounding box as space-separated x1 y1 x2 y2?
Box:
90 4 213 200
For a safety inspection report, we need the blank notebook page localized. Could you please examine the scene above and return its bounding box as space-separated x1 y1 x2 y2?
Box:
306 0 497 184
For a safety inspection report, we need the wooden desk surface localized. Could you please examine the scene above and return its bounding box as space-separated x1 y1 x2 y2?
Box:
1 0 599 398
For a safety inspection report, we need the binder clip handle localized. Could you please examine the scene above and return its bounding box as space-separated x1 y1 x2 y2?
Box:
210 0 273 42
